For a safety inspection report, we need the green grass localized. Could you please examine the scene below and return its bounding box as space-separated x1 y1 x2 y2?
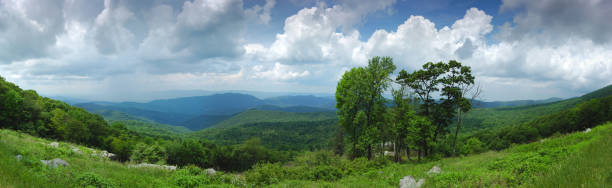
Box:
526 124 612 187
0 129 241 188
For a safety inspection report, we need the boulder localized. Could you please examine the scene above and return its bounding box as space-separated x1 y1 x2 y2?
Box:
41 158 69 168
399 175 425 188
584 128 592 133
206 168 216 175
49 142 59 148
16 155 22 161
427 166 441 174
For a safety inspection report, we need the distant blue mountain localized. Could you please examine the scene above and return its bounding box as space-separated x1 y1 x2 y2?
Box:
75 93 336 130
473 97 563 108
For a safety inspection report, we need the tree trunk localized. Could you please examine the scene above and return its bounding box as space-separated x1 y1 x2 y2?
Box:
405 146 410 161
452 108 461 156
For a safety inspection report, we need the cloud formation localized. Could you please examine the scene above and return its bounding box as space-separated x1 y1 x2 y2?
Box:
0 0 610 101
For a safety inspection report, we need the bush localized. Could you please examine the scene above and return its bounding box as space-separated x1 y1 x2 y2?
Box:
308 165 343 181
131 143 166 164
244 162 286 186
172 166 210 188
76 172 116 188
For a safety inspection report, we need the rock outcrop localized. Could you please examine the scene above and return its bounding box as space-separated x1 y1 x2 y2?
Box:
128 163 177 171
206 168 216 175
41 158 69 168
49 142 59 148
399 175 425 188
16 154 22 161
427 166 441 174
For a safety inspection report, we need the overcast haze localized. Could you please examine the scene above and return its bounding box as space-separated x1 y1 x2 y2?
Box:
0 0 611 102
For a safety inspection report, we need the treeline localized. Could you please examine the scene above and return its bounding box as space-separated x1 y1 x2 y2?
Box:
335 57 475 160
470 94 612 151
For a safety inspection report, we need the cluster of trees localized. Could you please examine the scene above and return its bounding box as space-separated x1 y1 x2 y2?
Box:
335 57 476 160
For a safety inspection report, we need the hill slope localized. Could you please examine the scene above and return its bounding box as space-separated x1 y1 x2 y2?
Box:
207 109 337 129
459 84 612 133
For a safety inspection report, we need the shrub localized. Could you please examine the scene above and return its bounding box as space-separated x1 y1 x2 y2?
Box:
76 172 116 188
244 162 286 186
172 166 211 188
308 165 343 181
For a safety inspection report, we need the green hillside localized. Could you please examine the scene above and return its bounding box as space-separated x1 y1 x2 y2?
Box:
0 129 244 187
81 108 193 138
208 109 337 129
196 119 337 151
459 85 612 134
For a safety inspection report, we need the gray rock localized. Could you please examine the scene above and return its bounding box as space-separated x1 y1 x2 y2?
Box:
72 147 82 154
427 166 441 174
206 168 216 175
49 142 59 148
128 163 177 171
400 175 425 188
41 158 69 168
584 128 592 133
16 155 22 161
384 151 395 156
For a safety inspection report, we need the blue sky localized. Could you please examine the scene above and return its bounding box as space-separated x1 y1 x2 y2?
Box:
0 0 611 102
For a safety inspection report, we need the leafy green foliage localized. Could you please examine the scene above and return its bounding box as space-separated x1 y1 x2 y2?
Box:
336 56 396 158
76 172 117 188
130 143 166 164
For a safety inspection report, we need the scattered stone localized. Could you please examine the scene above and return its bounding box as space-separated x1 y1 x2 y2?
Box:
584 128 592 133
72 147 82 154
399 175 425 188
16 155 22 161
427 166 441 174
128 163 177 171
41 158 69 168
49 142 59 148
206 168 216 175
101 150 115 158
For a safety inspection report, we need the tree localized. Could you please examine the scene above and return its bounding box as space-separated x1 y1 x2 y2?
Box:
452 82 481 156
335 56 396 159
396 60 475 157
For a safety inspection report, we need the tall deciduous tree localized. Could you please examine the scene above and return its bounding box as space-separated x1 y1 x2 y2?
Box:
335 56 395 159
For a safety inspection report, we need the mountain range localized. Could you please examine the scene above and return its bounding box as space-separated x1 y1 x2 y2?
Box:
72 92 570 131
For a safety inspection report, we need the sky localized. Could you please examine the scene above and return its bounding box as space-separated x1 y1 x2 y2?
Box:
0 0 611 102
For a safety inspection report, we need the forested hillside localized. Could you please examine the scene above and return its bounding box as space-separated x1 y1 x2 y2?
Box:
459 85 612 134
207 109 336 129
